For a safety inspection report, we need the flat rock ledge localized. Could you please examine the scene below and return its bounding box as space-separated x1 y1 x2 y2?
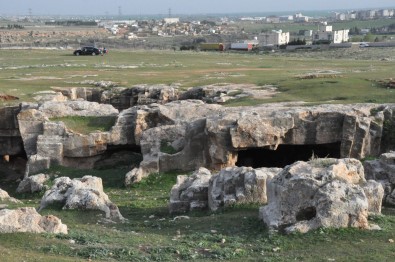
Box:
38 176 124 222
0 207 67 234
259 158 383 234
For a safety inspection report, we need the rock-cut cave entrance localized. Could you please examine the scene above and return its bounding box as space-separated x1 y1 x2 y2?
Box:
235 142 341 168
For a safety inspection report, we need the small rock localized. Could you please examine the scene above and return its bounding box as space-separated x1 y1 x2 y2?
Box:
221 238 226 244
69 239 75 244
149 215 155 219
172 215 190 221
388 239 394 243
210 230 217 234
272 247 281 252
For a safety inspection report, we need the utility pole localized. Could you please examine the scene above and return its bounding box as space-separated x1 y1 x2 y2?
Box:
118 6 122 17
168 8 171 18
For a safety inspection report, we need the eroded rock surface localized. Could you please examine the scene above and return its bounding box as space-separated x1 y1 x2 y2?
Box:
169 166 282 213
260 158 382 234
208 166 281 211
169 167 212 213
39 176 124 221
13 95 395 178
364 152 395 205
16 173 50 194
133 102 391 178
0 207 67 234
0 188 21 203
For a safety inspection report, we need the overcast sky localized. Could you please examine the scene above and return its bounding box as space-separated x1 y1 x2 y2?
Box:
1 0 394 15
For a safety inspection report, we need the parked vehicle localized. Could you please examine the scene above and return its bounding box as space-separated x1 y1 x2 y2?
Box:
199 43 225 51
230 43 253 51
359 42 369 48
73 46 102 56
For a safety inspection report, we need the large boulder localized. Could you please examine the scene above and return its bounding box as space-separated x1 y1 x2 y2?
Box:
208 166 281 211
0 207 67 234
38 176 124 221
260 158 381 234
169 167 212 213
16 173 50 194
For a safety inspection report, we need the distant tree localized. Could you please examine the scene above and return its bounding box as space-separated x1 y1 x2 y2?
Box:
363 33 374 42
349 26 361 35
201 20 216 27
288 38 306 45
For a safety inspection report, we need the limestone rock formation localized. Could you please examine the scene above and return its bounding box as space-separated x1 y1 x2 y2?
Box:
131 102 393 178
362 180 384 214
0 207 67 234
13 94 395 179
39 176 124 221
208 166 281 211
169 167 212 213
259 158 381 234
0 188 21 203
17 101 123 174
364 152 395 205
169 166 281 213
16 173 50 194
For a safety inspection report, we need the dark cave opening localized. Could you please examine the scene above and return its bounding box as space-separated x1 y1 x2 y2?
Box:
296 207 317 221
0 151 28 180
235 142 341 168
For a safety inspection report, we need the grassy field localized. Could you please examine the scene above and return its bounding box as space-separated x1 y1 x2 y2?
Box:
2 167 395 262
0 47 395 107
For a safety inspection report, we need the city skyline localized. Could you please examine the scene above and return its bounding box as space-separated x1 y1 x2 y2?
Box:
1 0 394 16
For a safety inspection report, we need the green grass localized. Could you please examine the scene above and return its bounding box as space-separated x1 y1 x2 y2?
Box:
2 166 395 261
49 116 117 134
1 48 395 107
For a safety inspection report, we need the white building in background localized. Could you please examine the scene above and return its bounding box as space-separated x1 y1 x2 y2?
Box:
294 13 309 22
258 30 290 46
313 22 349 43
164 18 180 24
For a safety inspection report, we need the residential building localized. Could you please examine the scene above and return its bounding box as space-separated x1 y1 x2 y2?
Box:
313 22 349 43
258 30 290 46
164 18 180 24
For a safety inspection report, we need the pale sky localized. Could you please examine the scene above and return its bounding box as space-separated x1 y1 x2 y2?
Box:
1 0 394 15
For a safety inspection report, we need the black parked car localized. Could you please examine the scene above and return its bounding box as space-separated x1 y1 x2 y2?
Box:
73 46 102 56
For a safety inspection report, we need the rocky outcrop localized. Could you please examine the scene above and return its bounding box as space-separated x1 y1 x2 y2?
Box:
16 173 50 194
53 84 272 111
132 102 393 177
13 95 395 178
0 207 67 234
17 101 123 174
364 152 395 205
0 188 21 203
208 167 281 211
259 158 382 234
39 176 124 221
169 167 212 214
